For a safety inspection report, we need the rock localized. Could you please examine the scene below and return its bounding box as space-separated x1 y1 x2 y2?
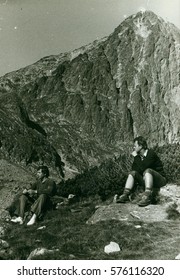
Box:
134 225 142 229
104 241 121 254
0 226 5 237
0 210 11 221
130 212 141 220
27 247 59 260
68 194 76 200
87 185 180 224
69 254 76 259
0 249 6 255
166 202 178 212
175 253 180 260
87 203 165 224
0 239 9 249
37 226 46 230
166 202 180 220
68 194 77 204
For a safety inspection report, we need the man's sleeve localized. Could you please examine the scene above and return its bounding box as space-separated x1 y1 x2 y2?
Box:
41 180 56 196
28 182 37 190
132 156 142 173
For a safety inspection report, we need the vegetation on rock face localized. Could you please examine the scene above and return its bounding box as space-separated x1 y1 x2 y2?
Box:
56 152 132 200
155 144 180 183
57 144 180 200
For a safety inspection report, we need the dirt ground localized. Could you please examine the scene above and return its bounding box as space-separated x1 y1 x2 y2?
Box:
86 184 180 260
87 184 180 224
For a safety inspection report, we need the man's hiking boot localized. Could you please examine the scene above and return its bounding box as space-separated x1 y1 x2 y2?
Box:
116 193 130 203
151 189 160 204
138 191 152 207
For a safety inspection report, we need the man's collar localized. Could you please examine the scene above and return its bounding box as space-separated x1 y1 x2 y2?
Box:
139 149 148 159
41 177 48 183
143 149 148 157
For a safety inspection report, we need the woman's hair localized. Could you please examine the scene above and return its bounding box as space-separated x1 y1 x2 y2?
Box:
134 136 148 149
37 165 49 177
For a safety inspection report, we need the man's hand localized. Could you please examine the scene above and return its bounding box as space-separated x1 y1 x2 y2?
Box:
22 189 37 195
131 151 137 157
22 189 28 194
28 189 37 195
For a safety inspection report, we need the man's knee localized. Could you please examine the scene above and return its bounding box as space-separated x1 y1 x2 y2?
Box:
143 168 153 176
129 170 139 178
19 194 28 202
38 194 48 201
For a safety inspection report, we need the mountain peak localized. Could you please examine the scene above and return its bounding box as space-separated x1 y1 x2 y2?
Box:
136 10 160 17
111 9 178 43
123 10 166 28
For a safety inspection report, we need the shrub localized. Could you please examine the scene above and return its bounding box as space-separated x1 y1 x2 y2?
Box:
57 152 132 200
154 143 180 183
57 144 180 201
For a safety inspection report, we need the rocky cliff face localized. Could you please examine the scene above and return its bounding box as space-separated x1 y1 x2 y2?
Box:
0 11 179 178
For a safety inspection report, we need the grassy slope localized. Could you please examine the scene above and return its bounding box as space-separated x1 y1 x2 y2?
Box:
2 198 180 260
0 146 180 260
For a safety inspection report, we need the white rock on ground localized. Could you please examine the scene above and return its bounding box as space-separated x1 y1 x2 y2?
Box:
175 253 180 260
104 241 121 254
37 226 46 230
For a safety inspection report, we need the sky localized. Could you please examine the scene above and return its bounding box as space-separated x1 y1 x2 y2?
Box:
0 0 179 77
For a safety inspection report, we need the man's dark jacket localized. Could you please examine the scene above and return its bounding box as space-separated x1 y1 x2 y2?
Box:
132 149 165 177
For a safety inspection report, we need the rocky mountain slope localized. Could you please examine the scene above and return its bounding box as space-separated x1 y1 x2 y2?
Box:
0 11 179 179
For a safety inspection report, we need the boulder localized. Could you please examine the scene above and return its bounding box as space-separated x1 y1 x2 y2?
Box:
87 184 180 224
27 247 59 260
104 241 121 254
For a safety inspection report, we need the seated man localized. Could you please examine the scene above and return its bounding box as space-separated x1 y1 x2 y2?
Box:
11 165 56 226
116 136 166 206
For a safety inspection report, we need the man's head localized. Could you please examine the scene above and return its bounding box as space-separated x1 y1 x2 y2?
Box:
37 165 49 180
133 136 148 153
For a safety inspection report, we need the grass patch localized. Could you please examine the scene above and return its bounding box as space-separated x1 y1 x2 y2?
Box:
3 199 180 260
1 144 180 260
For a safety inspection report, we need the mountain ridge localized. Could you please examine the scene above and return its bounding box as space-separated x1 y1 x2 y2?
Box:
0 10 179 178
